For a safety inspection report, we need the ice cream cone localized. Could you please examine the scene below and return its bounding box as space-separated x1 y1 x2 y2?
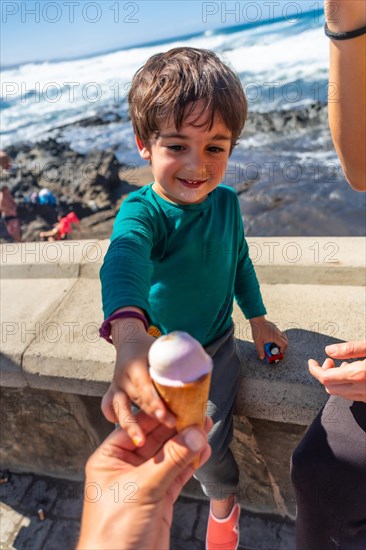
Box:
148 331 213 466
152 371 211 431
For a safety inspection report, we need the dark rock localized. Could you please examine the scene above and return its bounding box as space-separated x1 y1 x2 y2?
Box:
245 102 328 135
72 113 122 127
233 179 257 196
2 139 129 242
53 110 128 132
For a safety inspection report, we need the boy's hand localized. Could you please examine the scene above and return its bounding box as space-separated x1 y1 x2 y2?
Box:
249 316 288 360
101 320 176 446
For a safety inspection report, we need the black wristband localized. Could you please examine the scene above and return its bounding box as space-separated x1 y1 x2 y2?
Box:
324 22 366 41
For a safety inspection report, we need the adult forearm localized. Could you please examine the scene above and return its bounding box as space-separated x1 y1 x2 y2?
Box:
326 1 366 190
325 0 366 32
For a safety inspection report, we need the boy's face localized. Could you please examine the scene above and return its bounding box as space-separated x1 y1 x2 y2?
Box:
136 101 232 205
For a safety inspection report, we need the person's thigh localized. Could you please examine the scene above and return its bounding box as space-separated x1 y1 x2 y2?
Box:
291 396 366 550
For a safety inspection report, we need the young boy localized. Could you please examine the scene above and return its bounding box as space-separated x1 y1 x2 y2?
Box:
100 47 287 549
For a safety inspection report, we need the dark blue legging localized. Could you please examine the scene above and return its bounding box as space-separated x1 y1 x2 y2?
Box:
291 396 366 549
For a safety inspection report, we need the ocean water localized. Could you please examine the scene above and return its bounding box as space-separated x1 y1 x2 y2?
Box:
1 9 328 149
1 9 365 235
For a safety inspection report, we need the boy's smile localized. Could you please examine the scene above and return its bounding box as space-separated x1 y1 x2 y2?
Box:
136 101 233 205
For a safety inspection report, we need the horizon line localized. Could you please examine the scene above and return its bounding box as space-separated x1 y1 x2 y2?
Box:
1 7 323 71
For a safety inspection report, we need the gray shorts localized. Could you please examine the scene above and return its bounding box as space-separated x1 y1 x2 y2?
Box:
194 324 241 500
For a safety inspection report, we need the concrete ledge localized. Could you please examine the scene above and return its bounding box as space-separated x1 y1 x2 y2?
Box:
1 238 365 284
22 278 115 396
0 277 78 388
1 238 365 421
0 240 107 279
251 236 365 286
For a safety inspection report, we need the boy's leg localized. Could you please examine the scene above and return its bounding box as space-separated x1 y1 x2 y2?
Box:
195 324 241 502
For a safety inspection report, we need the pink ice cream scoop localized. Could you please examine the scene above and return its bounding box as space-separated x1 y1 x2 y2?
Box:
148 331 213 386
149 332 213 435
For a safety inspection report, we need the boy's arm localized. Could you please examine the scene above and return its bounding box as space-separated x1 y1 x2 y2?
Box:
234 209 288 359
326 0 366 190
101 234 153 320
234 219 266 321
234 249 265 318
100 202 176 443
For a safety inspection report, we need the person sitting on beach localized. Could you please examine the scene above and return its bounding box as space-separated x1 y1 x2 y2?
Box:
99 47 288 550
291 1 366 548
0 151 10 173
0 185 22 242
39 211 80 241
38 188 57 206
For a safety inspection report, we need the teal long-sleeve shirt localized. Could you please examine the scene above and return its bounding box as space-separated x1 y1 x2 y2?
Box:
100 184 266 346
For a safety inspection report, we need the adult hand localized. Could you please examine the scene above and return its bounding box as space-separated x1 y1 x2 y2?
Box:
77 412 212 550
308 341 366 402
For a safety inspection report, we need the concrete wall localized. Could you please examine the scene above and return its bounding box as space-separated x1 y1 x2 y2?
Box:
1 237 365 519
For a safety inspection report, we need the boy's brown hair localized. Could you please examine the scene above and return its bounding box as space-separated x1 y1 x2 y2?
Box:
128 47 247 152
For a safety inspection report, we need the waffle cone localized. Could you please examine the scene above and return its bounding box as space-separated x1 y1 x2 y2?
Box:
152 372 211 431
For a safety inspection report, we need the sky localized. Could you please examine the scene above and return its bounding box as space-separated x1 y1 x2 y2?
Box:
1 0 322 67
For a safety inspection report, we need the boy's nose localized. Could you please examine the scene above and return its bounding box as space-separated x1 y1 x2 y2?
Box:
185 151 208 175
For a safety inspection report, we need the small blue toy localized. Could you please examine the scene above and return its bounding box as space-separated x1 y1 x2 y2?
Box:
264 342 283 364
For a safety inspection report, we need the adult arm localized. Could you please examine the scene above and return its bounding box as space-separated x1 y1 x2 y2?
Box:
325 0 366 190
77 413 212 550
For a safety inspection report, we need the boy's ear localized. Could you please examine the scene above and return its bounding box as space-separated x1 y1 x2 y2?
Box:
135 136 151 161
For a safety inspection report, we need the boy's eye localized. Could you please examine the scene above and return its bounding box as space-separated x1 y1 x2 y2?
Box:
167 145 184 152
208 146 225 153
166 145 226 153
